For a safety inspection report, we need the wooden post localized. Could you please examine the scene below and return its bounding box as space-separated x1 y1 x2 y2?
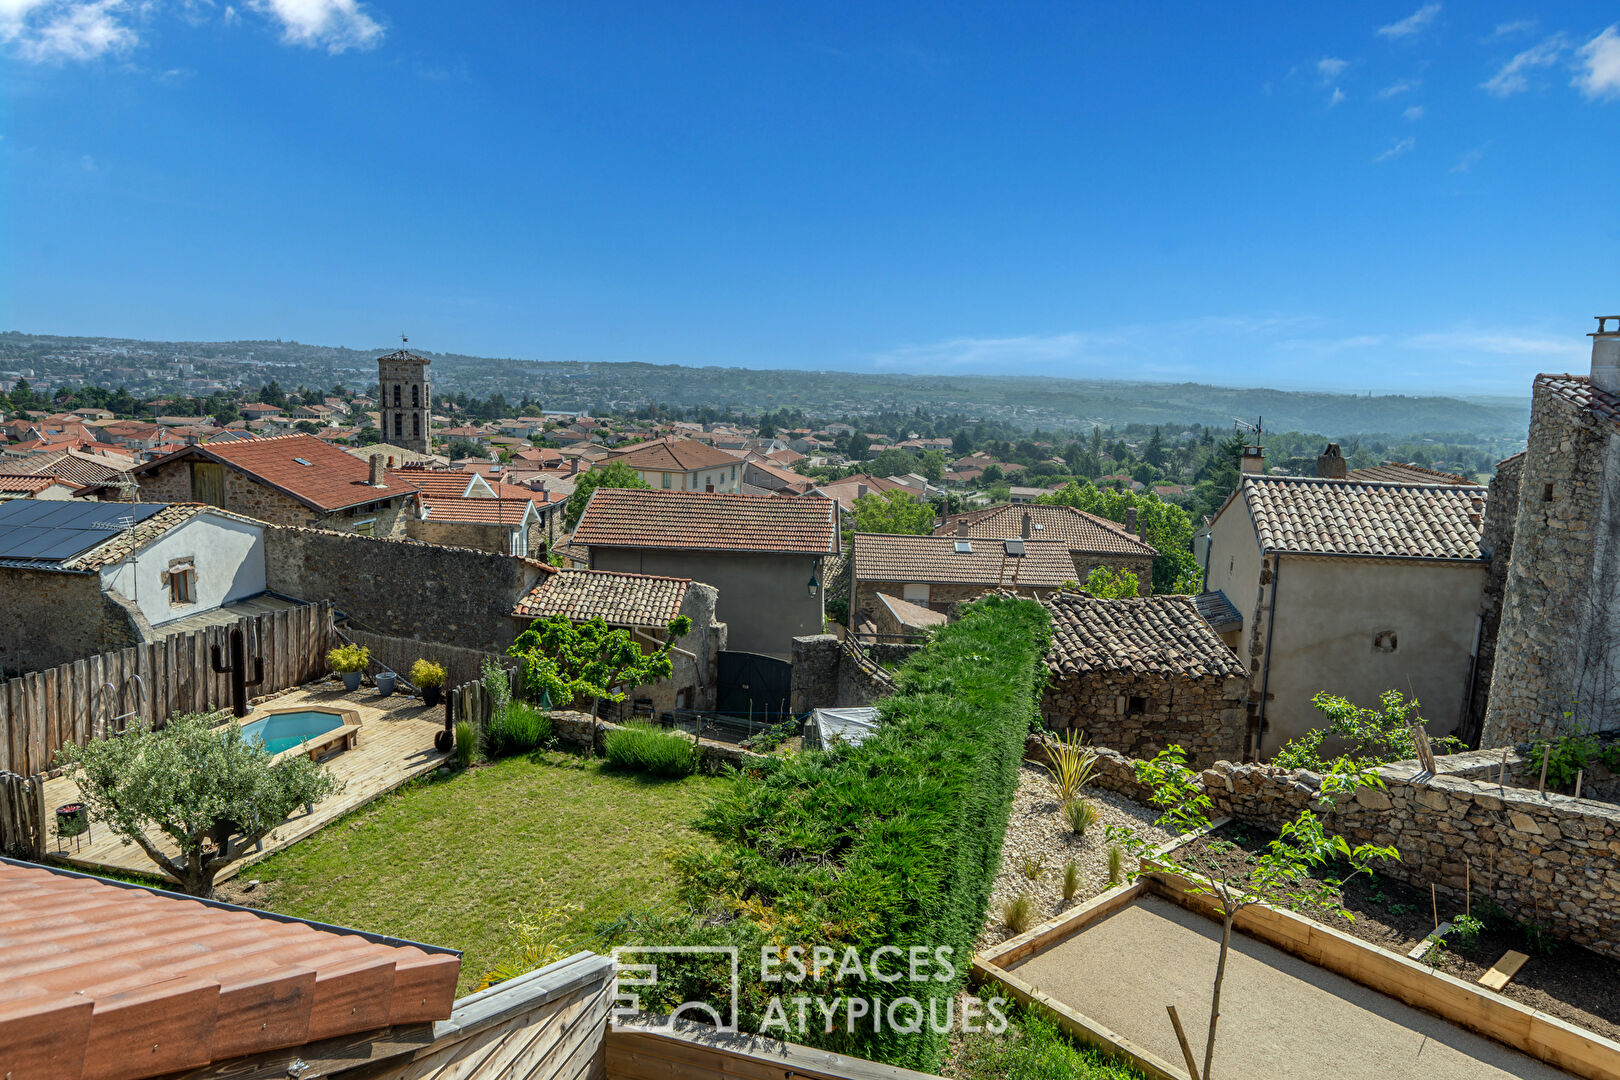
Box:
1499 746 1508 786
1166 1005 1201 1080
1466 862 1471 918
1575 769 1584 799
1538 744 1550 796
1431 883 1439 930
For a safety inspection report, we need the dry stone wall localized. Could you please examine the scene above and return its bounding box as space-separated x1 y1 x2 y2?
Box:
1469 453 1523 742
1060 739 1620 959
789 634 896 712
1041 671 1246 766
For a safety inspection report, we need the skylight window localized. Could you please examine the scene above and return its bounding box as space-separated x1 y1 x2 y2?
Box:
1004 539 1025 556
293 457 312 466
954 540 973 554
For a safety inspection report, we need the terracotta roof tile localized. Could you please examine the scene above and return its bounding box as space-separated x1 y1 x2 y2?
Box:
513 568 694 625
933 503 1157 557
573 488 838 555
65 503 264 571
1538 372 1620 427
608 437 740 472
0 859 458 1080
136 435 415 512
1044 592 1246 679
853 533 1075 588
1239 475 1487 560
420 494 538 525
1344 462 1473 485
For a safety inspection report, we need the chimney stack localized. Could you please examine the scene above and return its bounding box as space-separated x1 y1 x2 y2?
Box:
956 519 971 536
1316 443 1347 479
1591 316 1620 395
857 484 868 498
1240 445 1265 475
569 458 579 476
369 453 386 486
1125 506 1138 534
1021 512 1032 539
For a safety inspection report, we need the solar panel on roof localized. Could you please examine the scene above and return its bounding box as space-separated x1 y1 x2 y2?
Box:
0 500 165 565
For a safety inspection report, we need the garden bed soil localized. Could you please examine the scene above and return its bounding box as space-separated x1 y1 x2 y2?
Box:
1177 822 1620 1042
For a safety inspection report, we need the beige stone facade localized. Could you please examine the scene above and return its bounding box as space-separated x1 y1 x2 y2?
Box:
377 350 431 454
1041 672 1247 766
134 457 409 536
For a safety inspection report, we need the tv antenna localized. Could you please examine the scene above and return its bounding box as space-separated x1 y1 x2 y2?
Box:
401 332 408 345
1232 415 1262 439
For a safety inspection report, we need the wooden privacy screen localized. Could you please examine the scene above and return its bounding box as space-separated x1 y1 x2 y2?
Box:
0 602 334 776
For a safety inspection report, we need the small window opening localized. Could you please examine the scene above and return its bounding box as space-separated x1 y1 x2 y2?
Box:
1127 695 1148 713
1543 483 1554 501
1373 630 1398 653
354 518 376 537
411 384 420 408
393 385 401 407
169 563 196 605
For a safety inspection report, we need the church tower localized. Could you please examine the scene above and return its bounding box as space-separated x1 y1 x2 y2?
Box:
377 349 430 453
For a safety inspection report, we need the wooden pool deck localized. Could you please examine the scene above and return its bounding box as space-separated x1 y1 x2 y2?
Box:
42 685 449 884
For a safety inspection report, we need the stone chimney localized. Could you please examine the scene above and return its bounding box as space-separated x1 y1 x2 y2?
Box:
1125 506 1138 534
1021 512 1032 539
956 519 971 536
1316 443 1347 479
568 458 579 476
1240 445 1265 475
369 453 386 486
1591 315 1620 395
857 484 868 498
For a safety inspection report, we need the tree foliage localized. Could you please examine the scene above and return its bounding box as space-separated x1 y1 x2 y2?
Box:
1273 690 1464 772
1038 482 1200 593
849 488 935 536
1084 566 1140 599
57 712 342 897
508 615 690 711
565 460 651 530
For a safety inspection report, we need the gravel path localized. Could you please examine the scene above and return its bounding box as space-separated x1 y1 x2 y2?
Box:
978 763 1176 949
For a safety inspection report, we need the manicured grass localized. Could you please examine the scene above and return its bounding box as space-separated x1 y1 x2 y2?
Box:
242 751 724 992
948 1003 1145 1080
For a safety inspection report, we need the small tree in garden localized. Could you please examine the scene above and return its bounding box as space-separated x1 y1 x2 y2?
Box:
1273 689 1464 772
1084 565 1139 599
508 615 691 716
57 712 342 898
1107 746 1398 1080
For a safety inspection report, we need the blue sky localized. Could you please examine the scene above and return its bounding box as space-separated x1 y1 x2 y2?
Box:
3 2 1618 395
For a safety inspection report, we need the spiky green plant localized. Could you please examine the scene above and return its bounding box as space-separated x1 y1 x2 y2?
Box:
1062 860 1081 900
1002 893 1034 934
1064 797 1099 836
1108 842 1125 885
1042 728 1097 802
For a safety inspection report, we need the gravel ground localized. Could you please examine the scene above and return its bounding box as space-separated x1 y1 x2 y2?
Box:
978 763 1176 949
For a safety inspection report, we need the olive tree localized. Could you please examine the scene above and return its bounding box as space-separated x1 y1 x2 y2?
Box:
57 711 342 898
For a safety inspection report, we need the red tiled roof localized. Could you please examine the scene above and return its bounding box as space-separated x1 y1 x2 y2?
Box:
1238 475 1487 560
420 494 539 525
853 533 1075 588
1344 462 1474 485
573 488 839 555
609 437 741 472
387 467 484 497
137 434 415 512
513 568 694 625
0 475 61 494
0 859 459 1080
0 448 135 487
934 504 1157 558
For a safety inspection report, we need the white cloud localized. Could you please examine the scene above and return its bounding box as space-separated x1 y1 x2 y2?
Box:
249 0 381 52
1375 78 1419 99
1378 4 1441 40
1481 34 1566 96
1374 137 1415 162
1329 87 1346 107
1403 104 1425 120
1574 25 1620 100
1404 330 1582 360
1491 19 1537 39
1 0 138 61
1451 144 1486 172
1316 56 1348 81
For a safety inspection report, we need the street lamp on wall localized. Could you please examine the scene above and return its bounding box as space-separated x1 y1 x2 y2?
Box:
807 573 820 598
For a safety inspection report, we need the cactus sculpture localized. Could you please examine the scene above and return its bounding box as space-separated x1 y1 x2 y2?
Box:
211 625 265 718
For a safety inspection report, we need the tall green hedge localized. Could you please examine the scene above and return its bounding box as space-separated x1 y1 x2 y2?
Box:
663 594 1052 1070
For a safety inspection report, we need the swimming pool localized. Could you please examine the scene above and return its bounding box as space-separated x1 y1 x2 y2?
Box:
242 710 345 755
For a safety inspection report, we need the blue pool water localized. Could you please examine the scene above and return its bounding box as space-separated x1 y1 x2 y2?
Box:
242 710 344 754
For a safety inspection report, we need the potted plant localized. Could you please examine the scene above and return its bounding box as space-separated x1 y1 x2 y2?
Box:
376 670 397 697
412 659 448 706
327 643 370 691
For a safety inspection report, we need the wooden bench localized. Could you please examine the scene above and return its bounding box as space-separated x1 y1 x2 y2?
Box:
299 724 361 762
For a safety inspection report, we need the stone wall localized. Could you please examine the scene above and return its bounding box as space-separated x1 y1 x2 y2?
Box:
853 580 1053 625
1469 453 1523 744
407 517 518 557
135 457 409 537
1041 671 1247 766
1063 740 1620 959
1484 384 1620 745
788 634 896 712
264 526 546 653
547 709 770 771
342 628 507 690
0 570 140 675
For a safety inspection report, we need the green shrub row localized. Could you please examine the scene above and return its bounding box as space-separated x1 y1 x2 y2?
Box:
605 721 699 776
662 594 1053 1070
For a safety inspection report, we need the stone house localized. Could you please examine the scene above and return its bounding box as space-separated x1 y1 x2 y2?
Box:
1201 470 1488 759
571 488 839 659
511 568 725 716
0 501 276 673
1040 591 1248 765
108 434 417 536
1481 317 1620 746
606 437 743 493
383 466 559 559
932 503 1157 594
848 532 1073 634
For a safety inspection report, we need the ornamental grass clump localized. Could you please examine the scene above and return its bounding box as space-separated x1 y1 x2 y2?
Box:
605 721 698 777
483 702 553 758
452 720 478 769
1064 797 1099 836
1002 893 1035 934
1062 860 1081 901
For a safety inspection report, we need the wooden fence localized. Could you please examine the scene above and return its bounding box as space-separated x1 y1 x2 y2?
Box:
0 771 46 859
0 602 334 776
447 661 521 731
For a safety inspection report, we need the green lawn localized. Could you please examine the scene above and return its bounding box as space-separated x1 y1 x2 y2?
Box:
241 751 724 991
946 1003 1145 1080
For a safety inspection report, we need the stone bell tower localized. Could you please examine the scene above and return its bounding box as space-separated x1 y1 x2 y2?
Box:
377 349 430 454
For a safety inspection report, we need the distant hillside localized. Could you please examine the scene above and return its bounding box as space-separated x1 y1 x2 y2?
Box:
0 331 1530 438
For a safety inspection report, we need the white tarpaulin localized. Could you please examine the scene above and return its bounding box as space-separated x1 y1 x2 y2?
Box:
806 706 881 750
